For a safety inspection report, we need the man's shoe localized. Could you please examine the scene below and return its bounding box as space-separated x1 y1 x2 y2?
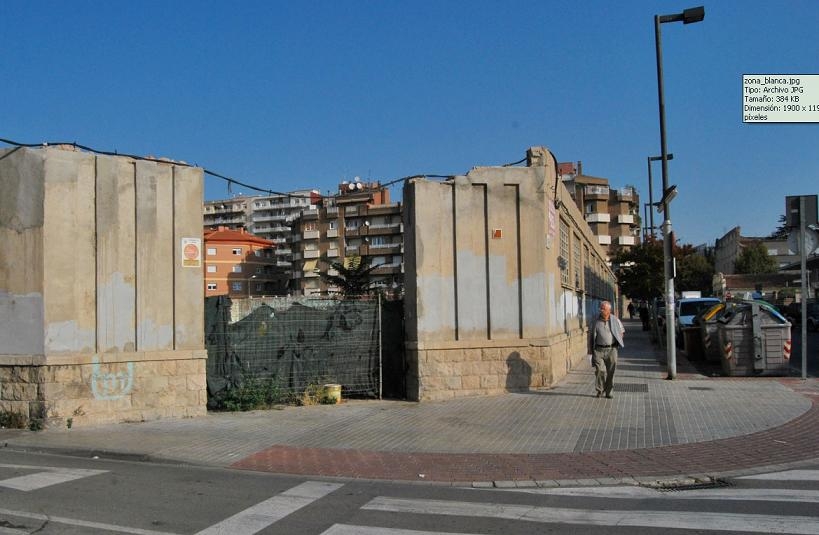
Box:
605 393 613 399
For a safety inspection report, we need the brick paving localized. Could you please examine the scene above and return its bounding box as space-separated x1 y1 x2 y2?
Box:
230 391 819 483
3 318 818 485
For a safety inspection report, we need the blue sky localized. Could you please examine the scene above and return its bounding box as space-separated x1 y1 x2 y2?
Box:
3 0 817 246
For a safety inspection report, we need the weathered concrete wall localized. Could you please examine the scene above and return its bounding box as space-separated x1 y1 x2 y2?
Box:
403 147 615 401
0 147 205 426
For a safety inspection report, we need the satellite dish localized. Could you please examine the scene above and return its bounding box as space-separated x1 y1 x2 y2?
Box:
354 176 360 182
348 183 356 191
356 182 363 190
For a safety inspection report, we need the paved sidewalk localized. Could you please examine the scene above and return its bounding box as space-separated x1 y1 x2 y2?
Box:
2 319 818 486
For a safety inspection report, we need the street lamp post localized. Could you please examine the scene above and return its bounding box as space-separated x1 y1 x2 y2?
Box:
654 5 704 380
647 153 673 240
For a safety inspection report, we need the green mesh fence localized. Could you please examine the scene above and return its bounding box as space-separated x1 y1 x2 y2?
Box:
205 296 382 406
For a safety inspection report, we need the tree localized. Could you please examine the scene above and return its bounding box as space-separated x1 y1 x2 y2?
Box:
611 241 664 301
319 255 381 296
675 246 714 295
612 241 716 299
768 214 790 240
734 242 779 274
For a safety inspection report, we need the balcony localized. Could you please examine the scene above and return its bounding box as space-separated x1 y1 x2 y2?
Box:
205 215 245 224
326 228 339 238
617 187 637 200
368 223 402 235
584 185 610 199
585 213 611 223
345 245 360 255
597 235 612 245
303 230 320 240
252 214 289 223
617 236 636 246
372 265 402 275
327 248 339 258
304 249 320 259
617 214 635 225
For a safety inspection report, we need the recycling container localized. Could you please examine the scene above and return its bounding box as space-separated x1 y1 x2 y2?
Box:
699 302 726 363
716 301 792 376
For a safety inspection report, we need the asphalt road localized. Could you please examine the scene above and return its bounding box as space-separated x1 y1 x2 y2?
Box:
2 450 819 534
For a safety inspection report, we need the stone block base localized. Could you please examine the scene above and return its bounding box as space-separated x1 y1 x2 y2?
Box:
0 351 207 428
406 329 588 402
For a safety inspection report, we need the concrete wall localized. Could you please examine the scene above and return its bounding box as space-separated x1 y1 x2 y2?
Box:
403 147 615 401
0 146 206 426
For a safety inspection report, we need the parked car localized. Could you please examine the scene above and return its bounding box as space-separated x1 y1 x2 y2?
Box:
784 301 819 331
675 297 721 339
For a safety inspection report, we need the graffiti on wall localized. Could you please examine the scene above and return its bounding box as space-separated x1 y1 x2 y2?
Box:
90 356 134 400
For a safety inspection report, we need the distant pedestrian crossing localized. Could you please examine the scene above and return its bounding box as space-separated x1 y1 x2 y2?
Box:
318 469 819 535
4 466 819 534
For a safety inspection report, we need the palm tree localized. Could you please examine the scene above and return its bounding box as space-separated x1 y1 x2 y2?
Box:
319 255 381 297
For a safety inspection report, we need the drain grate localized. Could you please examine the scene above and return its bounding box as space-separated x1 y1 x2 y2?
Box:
614 383 648 393
688 386 714 391
650 478 733 492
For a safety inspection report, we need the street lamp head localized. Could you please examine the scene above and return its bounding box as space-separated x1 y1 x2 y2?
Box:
658 6 705 25
682 6 705 24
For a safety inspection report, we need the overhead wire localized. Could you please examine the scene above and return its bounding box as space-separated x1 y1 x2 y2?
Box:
0 137 551 201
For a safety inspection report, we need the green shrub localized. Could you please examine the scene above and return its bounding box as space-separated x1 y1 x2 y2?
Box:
0 411 29 429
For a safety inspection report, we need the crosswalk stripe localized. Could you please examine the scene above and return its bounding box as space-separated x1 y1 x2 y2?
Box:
321 525 481 535
0 464 108 492
363 496 819 534
495 485 819 503
740 470 819 481
0 507 178 535
195 481 343 535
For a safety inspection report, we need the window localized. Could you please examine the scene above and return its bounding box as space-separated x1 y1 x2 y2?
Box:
328 221 337 230
304 222 318 231
231 282 243 291
207 265 217 273
232 248 242 255
256 267 263 274
207 247 216 256
370 236 387 246
559 220 570 286
232 265 242 273
573 233 581 290
207 283 217 291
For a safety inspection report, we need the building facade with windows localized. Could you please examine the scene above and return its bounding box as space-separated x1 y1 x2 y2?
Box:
291 181 403 296
203 190 321 283
203 226 285 297
559 161 640 261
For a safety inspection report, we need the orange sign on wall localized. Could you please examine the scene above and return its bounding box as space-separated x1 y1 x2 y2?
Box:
181 238 201 268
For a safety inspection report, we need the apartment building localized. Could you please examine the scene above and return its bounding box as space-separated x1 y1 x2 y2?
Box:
559 161 640 260
203 189 321 282
203 226 286 297
291 180 403 296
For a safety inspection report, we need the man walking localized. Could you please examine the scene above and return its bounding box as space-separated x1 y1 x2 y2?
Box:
589 300 624 399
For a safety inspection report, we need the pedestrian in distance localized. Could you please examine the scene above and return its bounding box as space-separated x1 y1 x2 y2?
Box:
639 301 650 331
627 302 635 319
589 300 625 399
